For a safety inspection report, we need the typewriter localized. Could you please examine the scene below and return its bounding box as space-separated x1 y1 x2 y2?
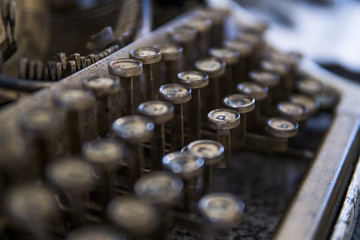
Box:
0 0 359 240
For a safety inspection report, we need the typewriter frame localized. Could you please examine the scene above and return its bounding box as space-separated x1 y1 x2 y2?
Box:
0 2 359 240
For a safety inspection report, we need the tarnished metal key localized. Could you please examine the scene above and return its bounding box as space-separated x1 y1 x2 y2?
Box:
185 17 212 58
130 47 162 101
155 43 183 84
186 140 224 195
83 76 120 137
138 101 174 170
108 58 143 116
159 83 192 150
162 151 205 211
177 71 209 141
208 108 240 168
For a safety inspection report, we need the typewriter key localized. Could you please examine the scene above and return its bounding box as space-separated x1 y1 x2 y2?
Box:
159 83 192 150
185 17 212 57
66 225 119 240
3 184 57 239
208 109 240 167
238 31 262 69
200 9 226 47
83 140 124 204
112 116 154 188
177 71 209 141
83 76 120 137
46 157 93 228
134 171 184 207
168 25 197 68
187 140 224 194
198 192 245 230
155 43 183 84
195 58 226 112
223 94 255 144
277 101 308 122
130 47 161 101
209 47 240 98
138 101 174 170
19 108 64 177
296 77 324 96
260 59 291 100
53 88 95 155
223 39 253 82
107 196 161 238
162 151 204 211
289 94 319 116
249 70 280 112
237 82 268 130
315 86 340 110
266 117 299 138
108 58 143 116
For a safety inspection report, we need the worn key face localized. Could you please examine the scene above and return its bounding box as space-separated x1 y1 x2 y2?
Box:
155 43 183 61
162 152 205 179
296 78 324 96
46 157 94 192
82 140 124 165
223 94 255 114
267 117 299 138
177 71 209 89
107 196 160 236
277 101 308 122
53 88 95 111
67 226 119 240
19 108 63 137
83 76 120 97
208 108 240 130
129 47 162 65
187 140 224 166
289 94 319 115
249 70 280 88
138 101 174 124
108 58 143 77
209 48 240 65
237 82 268 101
159 83 192 104
134 171 183 206
198 192 245 228
223 40 253 55
195 58 226 78
112 116 154 144
168 25 197 42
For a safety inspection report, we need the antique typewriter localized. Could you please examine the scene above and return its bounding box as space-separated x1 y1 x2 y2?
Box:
0 0 359 240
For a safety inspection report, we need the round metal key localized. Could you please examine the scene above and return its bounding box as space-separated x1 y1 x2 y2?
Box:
107 196 160 236
187 139 225 194
237 82 268 101
19 108 63 137
129 47 162 65
66 225 119 240
4 184 57 228
177 71 209 89
108 58 143 77
277 101 308 122
53 88 95 111
162 151 205 180
249 70 280 88
82 139 124 166
83 76 120 97
134 171 183 207
138 101 174 124
112 115 154 144
209 48 240 65
223 94 255 114
267 117 299 138
198 192 245 229
223 40 253 56
185 17 212 57
155 43 183 61
195 57 226 78
168 25 197 43
138 101 174 170
296 78 324 96
46 157 93 192
289 94 319 116
159 83 192 104
187 140 224 166
208 108 240 130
